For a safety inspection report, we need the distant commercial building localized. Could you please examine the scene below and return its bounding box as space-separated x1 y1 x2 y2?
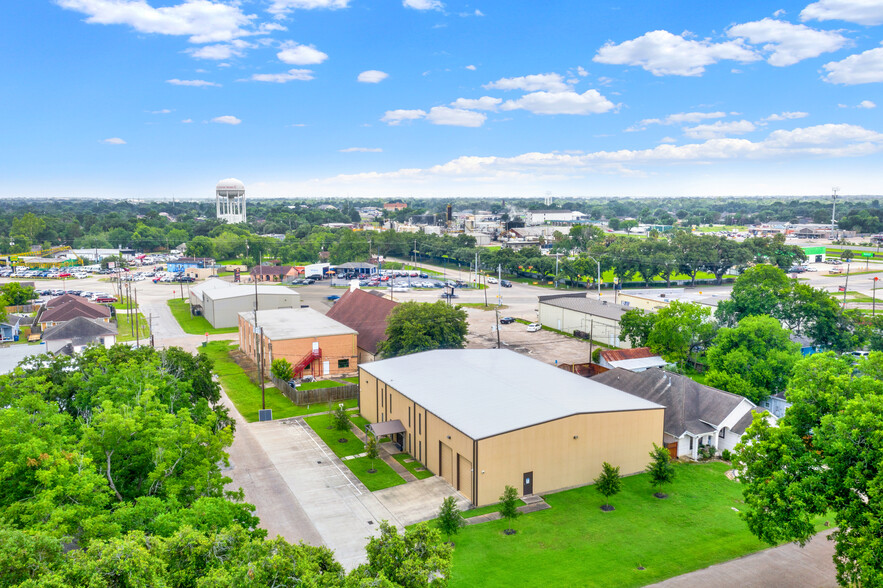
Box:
191 282 301 329
216 178 246 224
383 201 407 211
167 257 214 274
239 308 358 379
537 293 628 347
249 265 299 283
359 349 663 506
527 210 585 225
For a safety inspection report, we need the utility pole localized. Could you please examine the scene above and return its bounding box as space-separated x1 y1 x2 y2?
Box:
497 264 502 306
842 263 850 309
494 307 502 349
831 187 839 241
134 287 140 347
589 318 594 364
873 277 878 317
149 313 154 348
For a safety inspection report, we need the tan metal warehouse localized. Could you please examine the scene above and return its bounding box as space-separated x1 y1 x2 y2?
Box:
359 349 664 506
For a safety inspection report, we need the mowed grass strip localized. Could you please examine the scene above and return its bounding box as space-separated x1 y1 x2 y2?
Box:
343 376 359 384
460 499 526 519
345 456 406 492
201 342 355 422
296 379 346 390
304 413 365 458
445 462 771 588
168 298 238 335
392 453 434 480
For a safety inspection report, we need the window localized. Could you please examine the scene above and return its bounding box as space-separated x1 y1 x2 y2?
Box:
408 407 411 427
418 413 422 435
337 359 349 369
689 437 693 450
388 393 392 412
719 428 726 439
418 441 422 462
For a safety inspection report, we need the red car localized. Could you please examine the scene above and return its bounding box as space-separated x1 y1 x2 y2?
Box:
95 297 117 303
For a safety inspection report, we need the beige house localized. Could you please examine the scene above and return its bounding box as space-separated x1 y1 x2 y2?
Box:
538 293 628 347
359 349 663 506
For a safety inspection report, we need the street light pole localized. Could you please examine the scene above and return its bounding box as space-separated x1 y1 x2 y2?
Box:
587 255 601 300
874 277 879 317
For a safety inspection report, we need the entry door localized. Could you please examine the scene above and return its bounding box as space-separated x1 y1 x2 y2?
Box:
322 361 330 375
523 471 533 496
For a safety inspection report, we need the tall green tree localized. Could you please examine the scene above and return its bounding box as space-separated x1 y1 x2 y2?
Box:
735 352 883 587
646 301 715 367
355 521 453 587
618 308 656 348
705 315 802 403
378 301 468 358
437 496 465 541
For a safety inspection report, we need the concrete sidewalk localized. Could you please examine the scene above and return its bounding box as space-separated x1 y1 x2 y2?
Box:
647 529 838 588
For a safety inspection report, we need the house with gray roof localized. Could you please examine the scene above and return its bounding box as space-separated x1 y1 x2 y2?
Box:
42 316 118 354
591 367 774 459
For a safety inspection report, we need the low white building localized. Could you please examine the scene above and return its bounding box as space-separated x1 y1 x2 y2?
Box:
527 210 585 225
190 282 302 329
538 293 628 347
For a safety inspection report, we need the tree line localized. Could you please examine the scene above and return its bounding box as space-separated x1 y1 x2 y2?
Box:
0 345 452 587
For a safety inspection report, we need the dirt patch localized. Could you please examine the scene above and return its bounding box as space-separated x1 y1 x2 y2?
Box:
600 505 615 512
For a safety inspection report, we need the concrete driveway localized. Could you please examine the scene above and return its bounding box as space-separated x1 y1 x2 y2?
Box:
245 416 466 570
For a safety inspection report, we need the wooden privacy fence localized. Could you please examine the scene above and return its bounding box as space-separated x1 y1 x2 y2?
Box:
269 374 359 406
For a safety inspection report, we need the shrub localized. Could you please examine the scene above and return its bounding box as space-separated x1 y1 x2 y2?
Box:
333 404 350 432
437 496 465 540
594 462 622 510
721 449 732 462
646 444 676 497
270 358 293 381
591 348 602 363
499 486 521 534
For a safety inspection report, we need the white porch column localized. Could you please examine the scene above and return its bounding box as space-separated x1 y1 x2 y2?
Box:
691 435 698 460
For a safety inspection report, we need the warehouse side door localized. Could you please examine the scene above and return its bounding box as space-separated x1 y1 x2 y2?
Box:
439 441 453 486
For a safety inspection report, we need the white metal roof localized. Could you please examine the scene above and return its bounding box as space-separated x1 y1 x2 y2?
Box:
360 349 662 440
238 307 356 340
607 357 670 371
206 285 300 302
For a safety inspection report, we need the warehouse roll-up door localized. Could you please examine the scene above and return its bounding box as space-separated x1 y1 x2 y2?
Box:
439 441 453 486
458 454 473 503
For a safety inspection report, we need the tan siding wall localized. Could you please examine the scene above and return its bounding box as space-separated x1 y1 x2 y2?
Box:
475 409 663 506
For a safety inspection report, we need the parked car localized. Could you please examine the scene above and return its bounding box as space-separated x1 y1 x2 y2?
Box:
501 280 512 287
487 277 498 284
95 297 117 303
526 323 541 332
499 316 516 324
327 294 340 301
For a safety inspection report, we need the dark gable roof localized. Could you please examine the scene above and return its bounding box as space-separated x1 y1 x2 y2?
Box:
590 368 747 438
600 347 657 363
42 316 117 341
325 288 397 355
44 293 82 309
41 298 111 323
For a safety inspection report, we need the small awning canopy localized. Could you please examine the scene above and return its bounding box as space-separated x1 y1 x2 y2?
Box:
368 419 406 437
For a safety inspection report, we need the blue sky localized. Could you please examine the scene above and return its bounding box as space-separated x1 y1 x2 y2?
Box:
4 0 883 199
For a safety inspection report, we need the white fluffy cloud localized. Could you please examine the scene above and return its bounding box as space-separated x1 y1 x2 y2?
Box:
277 42 328 65
149 109 172 114
268 0 349 17
426 107 487 127
358 70 389 83
340 147 382 152
182 118 193 123
683 120 756 139
56 0 254 44
727 18 848 66
465 64 477 70
483 73 569 92
630 111 726 130
859 100 877 108
187 41 250 60
101 137 126 145
450 96 502 111
381 109 426 125
801 0 883 25
317 124 883 186
501 90 616 115
763 111 810 121
823 46 883 84
593 30 759 76
403 0 444 10
212 115 241 125
166 78 220 86
248 69 314 82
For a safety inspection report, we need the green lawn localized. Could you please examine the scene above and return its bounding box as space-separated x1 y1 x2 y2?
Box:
458 303 508 311
304 413 365 458
168 299 238 335
345 456 407 491
200 342 356 422
343 376 359 384
461 499 526 519
114 312 150 343
392 453 434 480
443 462 775 588
349 413 371 431
297 379 346 390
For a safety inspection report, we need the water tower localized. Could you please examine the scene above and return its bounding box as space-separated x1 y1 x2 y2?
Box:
216 178 246 224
